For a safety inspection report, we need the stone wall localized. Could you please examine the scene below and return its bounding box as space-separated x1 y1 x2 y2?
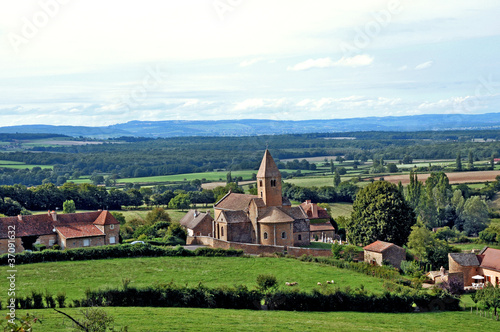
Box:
187 236 332 257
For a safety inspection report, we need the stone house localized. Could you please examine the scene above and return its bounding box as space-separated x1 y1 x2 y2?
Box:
206 150 311 247
363 240 406 268
300 200 335 242
0 210 120 253
449 247 500 287
179 210 214 237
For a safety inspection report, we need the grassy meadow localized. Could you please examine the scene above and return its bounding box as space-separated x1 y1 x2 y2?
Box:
17 308 500 331
0 256 388 303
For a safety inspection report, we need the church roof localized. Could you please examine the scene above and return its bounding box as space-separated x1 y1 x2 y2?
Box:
214 193 258 211
258 207 295 224
257 150 281 178
220 210 251 223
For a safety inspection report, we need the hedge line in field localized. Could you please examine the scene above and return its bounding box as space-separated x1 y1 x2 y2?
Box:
0 244 243 265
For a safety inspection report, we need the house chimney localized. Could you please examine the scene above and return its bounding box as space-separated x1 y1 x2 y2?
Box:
206 210 210 216
50 210 57 221
17 215 22 221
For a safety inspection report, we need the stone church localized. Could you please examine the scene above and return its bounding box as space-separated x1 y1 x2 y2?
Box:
211 150 310 247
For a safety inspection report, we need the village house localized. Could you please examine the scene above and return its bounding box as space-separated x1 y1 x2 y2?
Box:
449 247 500 288
300 200 335 242
363 240 406 269
179 210 213 237
0 210 120 253
183 150 311 247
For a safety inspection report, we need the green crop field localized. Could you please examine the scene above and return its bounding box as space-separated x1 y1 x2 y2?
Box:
0 256 388 303
327 203 353 219
0 160 25 165
16 307 500 331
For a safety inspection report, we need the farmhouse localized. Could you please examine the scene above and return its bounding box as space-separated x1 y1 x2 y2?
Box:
363 240 406 269
300 200 335 242
0 210 119 253
449 247 500 288
192 150 311 247
179 210 213 237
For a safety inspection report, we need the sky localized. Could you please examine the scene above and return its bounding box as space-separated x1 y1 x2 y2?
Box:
0 0 499 126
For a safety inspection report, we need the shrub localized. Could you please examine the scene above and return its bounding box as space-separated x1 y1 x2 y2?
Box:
33 244 46 252
56 292 67 308
256 274 278 292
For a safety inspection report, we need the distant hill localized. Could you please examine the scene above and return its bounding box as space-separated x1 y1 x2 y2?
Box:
2 112 500 138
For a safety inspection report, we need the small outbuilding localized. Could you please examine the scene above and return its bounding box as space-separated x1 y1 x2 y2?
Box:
179 210 214 237
363 240 406 269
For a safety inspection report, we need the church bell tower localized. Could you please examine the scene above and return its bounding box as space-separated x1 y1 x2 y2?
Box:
256 150 282 207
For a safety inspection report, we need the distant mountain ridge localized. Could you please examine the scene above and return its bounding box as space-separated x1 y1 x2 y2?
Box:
2 112 500 138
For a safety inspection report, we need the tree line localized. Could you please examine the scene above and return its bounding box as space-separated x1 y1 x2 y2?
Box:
2 130 500 186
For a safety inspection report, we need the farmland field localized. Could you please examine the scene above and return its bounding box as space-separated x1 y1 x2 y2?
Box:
378 170 500 185
17 307 500 331
0 256 388 302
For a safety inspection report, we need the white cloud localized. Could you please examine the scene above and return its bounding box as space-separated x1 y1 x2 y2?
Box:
415 61 433 70
239 58 263 67
397 65 408 71
287 55 373 71
233 98 265 111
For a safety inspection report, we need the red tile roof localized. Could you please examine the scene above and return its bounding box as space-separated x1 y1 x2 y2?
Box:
93 210 119 225
0 211 117 239
479 247 500 272
310 222 335 232
300 201 330 219
258 207 295 224
56 223 104 239
363 240 401 253
215 193 258 211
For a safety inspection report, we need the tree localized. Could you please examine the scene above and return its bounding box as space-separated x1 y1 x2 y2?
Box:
333 170 341 187
386 163 398 173
226 171 233 184
468 151 474 170
455 152 462 171
168 193 191 211
407 224 451 270
144 207 171 225
473 284 500 316
329 160 335 174
462 195 489 236
347 181 416 246
63 199 76 213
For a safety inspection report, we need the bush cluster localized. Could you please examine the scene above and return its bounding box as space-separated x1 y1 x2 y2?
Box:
10 283 459 313
0 245 243 265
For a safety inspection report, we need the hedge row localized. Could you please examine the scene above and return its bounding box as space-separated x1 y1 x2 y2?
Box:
9 284 460 313
299 255 406 283
0 244 243 265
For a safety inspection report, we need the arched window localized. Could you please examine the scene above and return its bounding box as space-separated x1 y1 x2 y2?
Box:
270 179 276 187
259 180 263 187
221 227 224 237
263 232 268 240
281 232 286 239
298 234 302 241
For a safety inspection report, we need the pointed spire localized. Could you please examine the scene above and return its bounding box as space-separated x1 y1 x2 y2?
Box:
257 150 281 178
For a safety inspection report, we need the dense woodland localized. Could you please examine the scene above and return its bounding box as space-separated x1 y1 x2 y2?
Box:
1 130 500 186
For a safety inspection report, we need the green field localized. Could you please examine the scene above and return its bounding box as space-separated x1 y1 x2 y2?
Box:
0 256 388 303
327 202 353 219
0 159 53 170
16 308 500 331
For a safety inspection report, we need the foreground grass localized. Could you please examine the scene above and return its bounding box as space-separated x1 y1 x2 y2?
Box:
0 256 387 303
18 307 500 331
